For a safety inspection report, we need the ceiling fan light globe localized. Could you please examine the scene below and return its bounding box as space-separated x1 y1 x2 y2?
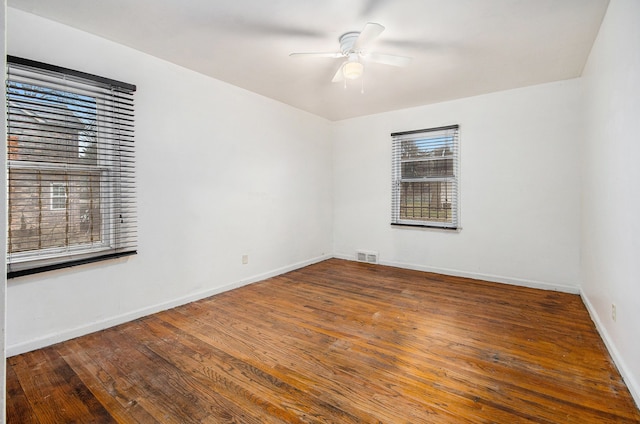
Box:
343 61 364 80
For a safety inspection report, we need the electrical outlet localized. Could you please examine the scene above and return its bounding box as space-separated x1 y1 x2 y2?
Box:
242 254 249 265
611 304 616 322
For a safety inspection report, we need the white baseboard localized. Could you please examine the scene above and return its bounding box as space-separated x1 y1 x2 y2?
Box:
580 291 640 409
6 254 332 357
334 253 580 294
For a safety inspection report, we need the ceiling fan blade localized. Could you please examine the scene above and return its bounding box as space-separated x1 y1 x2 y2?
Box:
331 62 346 82
353 22 385 49
364 52 412 67
289 52 344 58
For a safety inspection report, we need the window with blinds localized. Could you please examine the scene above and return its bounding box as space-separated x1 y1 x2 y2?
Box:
391 125 459 229
6 56 137 278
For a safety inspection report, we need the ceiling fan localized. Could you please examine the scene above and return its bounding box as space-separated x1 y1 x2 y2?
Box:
289 22 412 83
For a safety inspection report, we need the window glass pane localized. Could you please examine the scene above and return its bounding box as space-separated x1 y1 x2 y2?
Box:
8 170 102 254
401 158 454 178
401 138 454 160
399 181 454 223
7 81 98 165
52 184 66 196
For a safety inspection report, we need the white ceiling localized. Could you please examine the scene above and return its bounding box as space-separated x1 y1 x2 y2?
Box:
8 0 609 121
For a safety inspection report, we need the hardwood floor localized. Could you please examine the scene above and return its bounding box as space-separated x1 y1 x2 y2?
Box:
7 258 640 423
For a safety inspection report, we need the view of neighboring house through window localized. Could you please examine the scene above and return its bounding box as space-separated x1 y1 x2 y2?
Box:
6 56 137 277
391 125 459 229
50 183 68 210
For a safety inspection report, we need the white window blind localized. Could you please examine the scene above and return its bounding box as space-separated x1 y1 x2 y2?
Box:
391 125 459 229
6 56 137 278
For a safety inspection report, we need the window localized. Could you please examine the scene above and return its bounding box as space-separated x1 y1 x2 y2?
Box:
6 56 137 277
50 183 68 210
391 125 459 229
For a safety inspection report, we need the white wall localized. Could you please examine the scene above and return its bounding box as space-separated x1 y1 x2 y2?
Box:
581 0 640 406
6 8 333 355
333 79 582 292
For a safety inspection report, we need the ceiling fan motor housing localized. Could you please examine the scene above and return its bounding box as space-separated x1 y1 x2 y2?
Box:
339 32 360 54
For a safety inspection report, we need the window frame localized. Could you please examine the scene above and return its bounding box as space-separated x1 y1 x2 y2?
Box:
391 125 460 230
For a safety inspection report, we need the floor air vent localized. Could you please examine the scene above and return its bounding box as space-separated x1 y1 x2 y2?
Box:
356 250 378 264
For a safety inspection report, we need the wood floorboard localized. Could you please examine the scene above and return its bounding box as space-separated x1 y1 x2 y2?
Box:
56 339 161 423
6 258 640 423
6 359 39 424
